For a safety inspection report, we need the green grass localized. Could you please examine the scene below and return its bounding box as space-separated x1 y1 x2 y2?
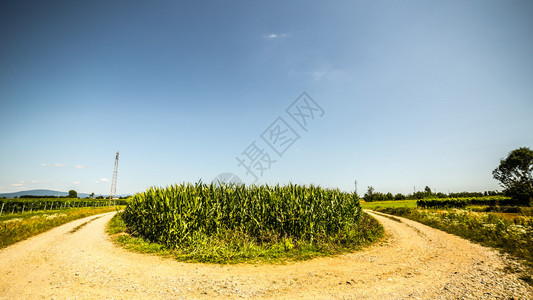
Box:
68 215 104 234
0 207 119 248
107 211 384 264
360 199 417 210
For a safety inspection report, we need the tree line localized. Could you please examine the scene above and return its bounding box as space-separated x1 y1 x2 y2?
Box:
363 186 501 202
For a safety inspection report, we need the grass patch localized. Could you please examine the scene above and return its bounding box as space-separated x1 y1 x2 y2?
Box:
68 215 103 234
360 199 417 210
107 211 384 264
1 209 73 222
376 207 533 285
370 211 402 223
0 207 118 248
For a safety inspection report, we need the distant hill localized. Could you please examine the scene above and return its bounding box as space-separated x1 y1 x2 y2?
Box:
1 189 93 199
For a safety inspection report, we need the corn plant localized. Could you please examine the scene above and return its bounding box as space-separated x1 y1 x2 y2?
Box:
121 182 363 249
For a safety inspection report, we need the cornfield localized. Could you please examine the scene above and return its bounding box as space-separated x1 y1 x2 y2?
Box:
121 182 363 249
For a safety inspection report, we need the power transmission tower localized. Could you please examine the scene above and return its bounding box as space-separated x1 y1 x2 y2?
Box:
109 151 119 206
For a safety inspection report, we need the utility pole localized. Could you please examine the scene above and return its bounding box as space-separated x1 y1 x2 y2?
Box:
354 180 357 196
109 151 119 206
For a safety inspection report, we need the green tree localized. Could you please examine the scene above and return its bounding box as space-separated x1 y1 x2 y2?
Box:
364 186 375 202
68 190 78 198
394 193 406 200
493 147 533 206
424 186 432 196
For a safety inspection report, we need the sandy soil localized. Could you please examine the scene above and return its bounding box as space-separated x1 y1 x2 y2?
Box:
0 211 531 299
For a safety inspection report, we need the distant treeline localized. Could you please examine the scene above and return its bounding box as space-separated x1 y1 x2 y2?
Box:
363 186 501 202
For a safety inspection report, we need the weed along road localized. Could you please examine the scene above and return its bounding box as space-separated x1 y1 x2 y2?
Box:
0 212 531 299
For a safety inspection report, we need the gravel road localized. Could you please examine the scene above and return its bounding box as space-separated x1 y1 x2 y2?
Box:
0 211 531 299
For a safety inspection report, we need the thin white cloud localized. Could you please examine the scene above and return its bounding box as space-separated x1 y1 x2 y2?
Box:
74 165 87 169
41 163 68 168
11 183 24 187
72 181 81 185
95 178 109 183
293 63 350 82
266 33 290 40
31 180 43 183
309 71 326 81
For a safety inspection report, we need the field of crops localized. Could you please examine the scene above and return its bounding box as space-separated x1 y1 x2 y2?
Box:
0 198 127 215
416 196 521 209
120 182 383 262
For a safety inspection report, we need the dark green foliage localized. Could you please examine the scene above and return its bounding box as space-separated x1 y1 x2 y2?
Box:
417 198 469 208
394 193 406 200
493 147 533 206
364 186 395 202
416 196 524 209
68 190 78 198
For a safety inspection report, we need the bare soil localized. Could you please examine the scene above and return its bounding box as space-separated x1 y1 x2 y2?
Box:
0 211 531 299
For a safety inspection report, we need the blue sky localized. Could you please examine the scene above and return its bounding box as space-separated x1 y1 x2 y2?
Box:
1 1 532 196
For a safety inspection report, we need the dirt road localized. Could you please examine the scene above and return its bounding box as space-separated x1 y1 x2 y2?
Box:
0 211 531 299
